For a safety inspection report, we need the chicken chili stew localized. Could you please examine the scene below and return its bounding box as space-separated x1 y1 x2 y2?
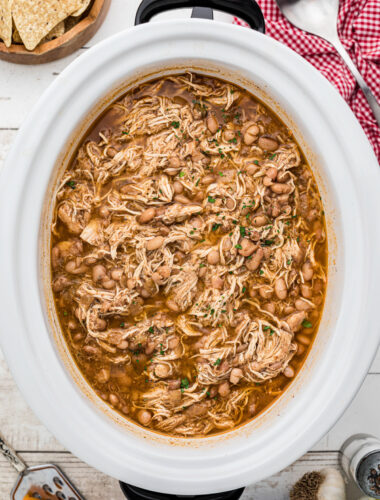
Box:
51 73 327 437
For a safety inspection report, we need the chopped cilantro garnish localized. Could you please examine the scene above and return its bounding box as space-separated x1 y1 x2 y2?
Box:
214 358 221 366
235 244 242 250
171 121 180 128
208 196 216 203
65 180 76 189
212 223 221 231
122 131 129 135
199 263 206 268
180 378 190 391
120 322 125 327
259 269 264 275
302 320 313 329
253 160 259 165
242 287 246 294
269 153 277 160
148 326 154 333
239 226 246 237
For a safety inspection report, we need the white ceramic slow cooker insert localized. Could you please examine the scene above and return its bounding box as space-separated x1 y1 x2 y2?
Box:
1 19 380 495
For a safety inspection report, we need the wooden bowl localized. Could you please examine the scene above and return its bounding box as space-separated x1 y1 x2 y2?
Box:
0 0 111 64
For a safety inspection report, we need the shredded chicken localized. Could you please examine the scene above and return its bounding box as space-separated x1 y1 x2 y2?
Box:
51 73 327 437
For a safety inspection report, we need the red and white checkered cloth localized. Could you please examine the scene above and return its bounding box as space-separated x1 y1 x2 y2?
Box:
233 0 380 163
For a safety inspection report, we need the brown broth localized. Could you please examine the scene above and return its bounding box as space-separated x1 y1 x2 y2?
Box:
51 73 327 437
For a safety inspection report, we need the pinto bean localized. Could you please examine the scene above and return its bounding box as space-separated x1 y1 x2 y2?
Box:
230 368 243 385
139 207 156 224
99 205 110 218
92 264 107 282
154 363 170 378
145 236 164 251
297 334 311 346
65 259 88 275
166 298 180 312
173 181 184 194
127 278 136 290
83 345 100 356
302 261 314 281
259 285 273 299
271 183 291 194
266 167 277 180
263 176 273 186
207 249 220 265
274 278 287 299
246 247 264 271
157 265 171 279
52 275 71 292
295 298 312 311
263 302 276 314
222 237 232 251
169 155 180 169
102 278 116 290
238 238 257 257
246 164 258 175
252 214 267 227
284 366 295 378
301 284 312 299
218 381 230 397
201 174 216 186
174 194 191 204
97 367 110 384
258 136 278 151
244 124 259 145
137 409 152 426
110 268 123 281
224 129 235 141
207 114 219 134
211 276 224 289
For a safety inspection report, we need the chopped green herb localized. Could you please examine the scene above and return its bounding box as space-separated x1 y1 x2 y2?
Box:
199 263 206 268
208 196 216 203
212 223 221 231
63 311 68 316
214 358 221 366
259 269 264 275
253 160 259 165
120 322 125 327
180 378 190 392
148 326 154 333
269 153 277 160
302 320 313 329
171 121 180 128
242 287 246 294
287 259 292 265
65 180 76 189
195 179 200 186
262 239 274 246
235 244 242 250
122 131 129 135
239 226 246 237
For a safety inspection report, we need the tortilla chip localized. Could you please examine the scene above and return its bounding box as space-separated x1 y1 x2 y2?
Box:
12 0 83 50
71 0 91 17
0 0 12 47
44 20 65 41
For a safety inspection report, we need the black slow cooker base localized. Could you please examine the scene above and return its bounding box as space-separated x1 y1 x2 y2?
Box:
120 483 245 500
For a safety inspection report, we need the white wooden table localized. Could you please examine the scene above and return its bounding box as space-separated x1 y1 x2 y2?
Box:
0 2 379 498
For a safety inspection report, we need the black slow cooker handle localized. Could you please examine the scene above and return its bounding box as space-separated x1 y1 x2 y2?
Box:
135 0 265 33
119 482 245 500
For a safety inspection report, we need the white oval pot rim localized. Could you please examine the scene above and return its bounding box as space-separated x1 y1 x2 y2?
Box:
0 19 380 495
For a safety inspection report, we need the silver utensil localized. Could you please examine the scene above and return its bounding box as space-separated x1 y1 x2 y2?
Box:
0 432 84 500
275 0 380 126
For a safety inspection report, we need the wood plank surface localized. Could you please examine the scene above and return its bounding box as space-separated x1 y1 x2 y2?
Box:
0 1 379 498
